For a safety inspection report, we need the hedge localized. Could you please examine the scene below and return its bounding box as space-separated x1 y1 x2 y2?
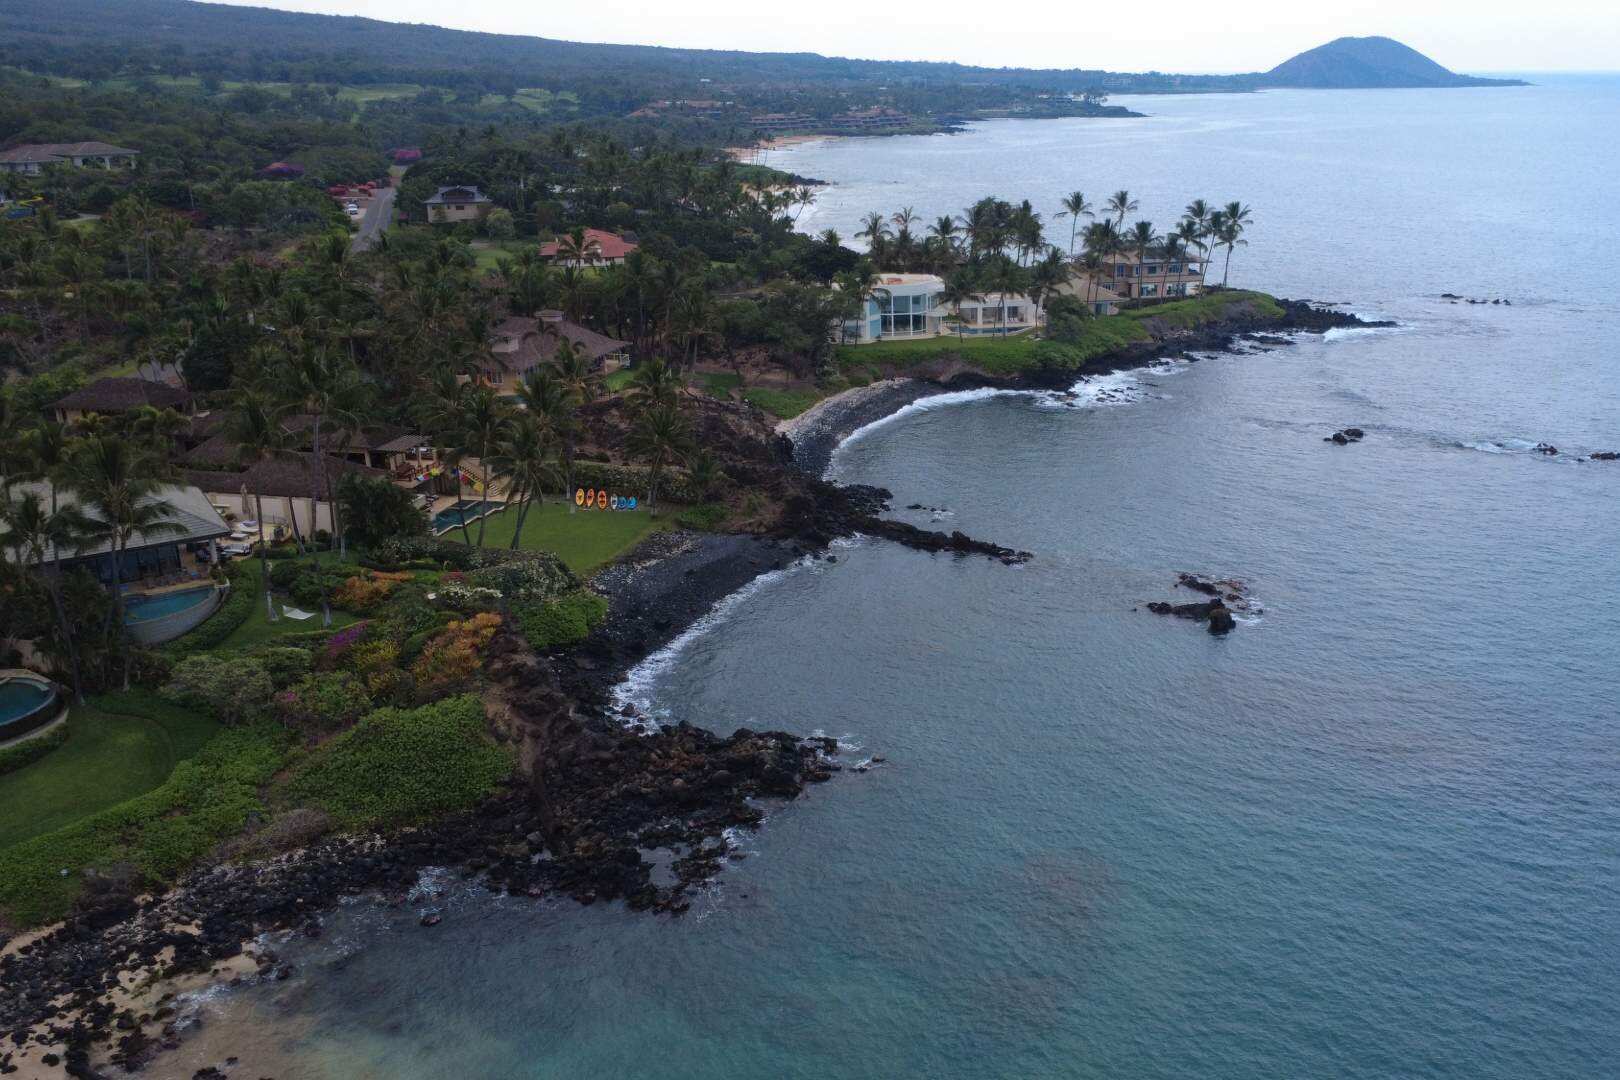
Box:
0 724 68 778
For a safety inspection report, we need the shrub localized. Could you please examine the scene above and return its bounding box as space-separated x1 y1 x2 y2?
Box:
161 654 275 726
345 638 400 679
466 552 577 602
277 695 511 828
412 612 501 697
274 672 373 739
251 646 313 688
331 570 411 613
677 503 729 532
514 589 608 651
318 621 370 670
369 537 534 573
399 628 437 665
436 583 504 613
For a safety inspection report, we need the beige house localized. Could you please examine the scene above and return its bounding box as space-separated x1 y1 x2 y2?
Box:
1055 276 1128 316
474 312 632 393
183 454 389 539
0 141 139 175
423 185 493 224
1090 250 1207 301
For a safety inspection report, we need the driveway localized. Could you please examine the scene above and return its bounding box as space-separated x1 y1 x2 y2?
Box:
350 185 396 253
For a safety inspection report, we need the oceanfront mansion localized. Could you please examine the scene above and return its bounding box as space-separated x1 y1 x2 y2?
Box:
840 273 1043 344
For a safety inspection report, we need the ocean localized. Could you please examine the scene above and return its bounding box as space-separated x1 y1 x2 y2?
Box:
173 77 1620 1078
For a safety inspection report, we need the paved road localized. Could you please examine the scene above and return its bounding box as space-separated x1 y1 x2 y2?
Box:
350 186 396 254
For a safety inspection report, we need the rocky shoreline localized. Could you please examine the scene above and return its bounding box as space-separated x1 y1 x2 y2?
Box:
782 298 1387 474
0 296 1379 1077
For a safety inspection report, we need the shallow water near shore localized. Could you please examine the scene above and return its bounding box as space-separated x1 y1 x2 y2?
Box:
181 78 1620 1078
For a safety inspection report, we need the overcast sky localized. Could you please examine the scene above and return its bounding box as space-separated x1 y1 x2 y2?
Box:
212 0 1617 73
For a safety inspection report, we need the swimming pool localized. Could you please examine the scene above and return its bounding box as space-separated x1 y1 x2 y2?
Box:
124 585 217 623
0 674 58 742
431 499 500 534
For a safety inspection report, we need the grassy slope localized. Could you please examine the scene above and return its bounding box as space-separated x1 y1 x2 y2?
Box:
458 501 669 574
0 692 219 852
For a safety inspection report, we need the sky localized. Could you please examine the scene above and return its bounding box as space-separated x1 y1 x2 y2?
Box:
207 0 1618 73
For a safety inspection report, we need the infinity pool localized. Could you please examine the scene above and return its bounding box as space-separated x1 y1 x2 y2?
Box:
124 585 216 623
432 500 499 533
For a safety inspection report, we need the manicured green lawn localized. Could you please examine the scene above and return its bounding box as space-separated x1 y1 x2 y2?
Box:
218 559 362 650
450 501 670 573
602 368 637 392
698 371 742 397
0 692 219 852
742 386 824 418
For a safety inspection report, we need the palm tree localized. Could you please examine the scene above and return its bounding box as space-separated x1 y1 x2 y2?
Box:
15 421 71 513
280 348 365 626
1057 191 1093 254
449 383 512 549
516 364 572 502
1029 248 1072 314
983 256 1028 335
554 227 598 268
1106 189 1138 228
1158 233 1186 299
935 270 984 339
627 356 680 413
1183 199 1213 288
551 340 598 512
0 489 94 702
628 402 691 511
855 211 891 263
489 413 561 550
1217 202 1253 287
928 215 961 261
835 265 891 342
224 389 294 623
64 435 182 689
1130 221 1160 300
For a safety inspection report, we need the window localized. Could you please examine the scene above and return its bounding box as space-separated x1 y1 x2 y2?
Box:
1141 284 1159 297
1145 265 1159 277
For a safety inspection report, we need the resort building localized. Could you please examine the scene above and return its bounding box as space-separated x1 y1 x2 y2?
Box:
424 185 493 224
838 274 1046 344
182 454 390 538
477 312 632 392
538 228 639 267
4 480 230 586
1088 251 1207 301
50 377 192 425
0 141 140 174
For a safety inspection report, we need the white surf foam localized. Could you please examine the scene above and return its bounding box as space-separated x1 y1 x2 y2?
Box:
611 538 864 728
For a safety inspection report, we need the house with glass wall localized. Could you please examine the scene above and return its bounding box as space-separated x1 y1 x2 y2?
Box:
839 274 1045 344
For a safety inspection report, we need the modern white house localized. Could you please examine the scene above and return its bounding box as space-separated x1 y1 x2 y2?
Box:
839 273 1045 344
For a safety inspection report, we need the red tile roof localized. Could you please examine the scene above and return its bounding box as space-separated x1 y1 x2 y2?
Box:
539 228 638 262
